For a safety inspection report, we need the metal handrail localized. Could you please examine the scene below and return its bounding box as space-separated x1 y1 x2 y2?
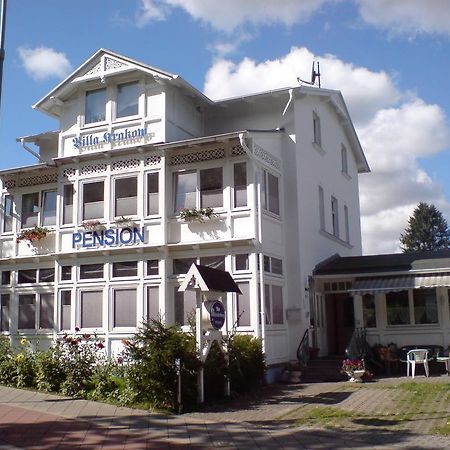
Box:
297 328 310 365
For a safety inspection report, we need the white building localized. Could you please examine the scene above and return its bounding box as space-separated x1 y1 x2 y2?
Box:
0 49 369 370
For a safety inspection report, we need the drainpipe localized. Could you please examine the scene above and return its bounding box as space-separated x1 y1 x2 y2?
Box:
239 133 266 353
20 138 54 165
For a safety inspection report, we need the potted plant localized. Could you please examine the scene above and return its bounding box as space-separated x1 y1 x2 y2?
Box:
179 207 218 223
341 358 366 382
114 216 136 228
285 360 305 383
16 226 50 244
81 220 106 231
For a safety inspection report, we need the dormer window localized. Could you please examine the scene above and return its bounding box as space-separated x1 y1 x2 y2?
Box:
85 88 106 124
117 82 138 118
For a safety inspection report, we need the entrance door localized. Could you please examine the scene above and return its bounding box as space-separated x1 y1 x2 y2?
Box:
325 293 355 355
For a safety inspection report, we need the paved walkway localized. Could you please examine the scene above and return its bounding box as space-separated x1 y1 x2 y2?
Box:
0 377 449 449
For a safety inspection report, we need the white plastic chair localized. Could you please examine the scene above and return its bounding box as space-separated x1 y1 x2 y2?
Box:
406 349 429 378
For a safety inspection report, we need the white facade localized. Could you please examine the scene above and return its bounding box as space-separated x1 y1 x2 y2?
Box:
0 49 369 365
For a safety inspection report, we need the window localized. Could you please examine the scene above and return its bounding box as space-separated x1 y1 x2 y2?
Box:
117 82 139 118
331 196 339 237
386 291 410 325
362 294 377 328
18 269 37 284
236 282 250 326
413 289 438 324
147 173 159 215
85 88 106 124
199 256 225 271
174 171 196 212
79 264 104 280
61 265 72 281
263 256 283 275
3 194 13 232
341 145 348 175
60 291 72 330
262 170 280 215
21 192 39 228
41 190 57 226
318 186 325 230
19 294 35 329
233 162 247 207
82 181 104 220
39 293 54 329
313 112 321 146
235 254 249 271
39 268 55 283
115 176 137 217
146 259 159 276
173 258 196 275
112 261 137 278
1 271 10 285
80 290 103 329
63 185 74 225
173 168 223 212
113 288 137 328
0 294 9 331
264 284 284 325
174 288 196 325
200 168 223 208
344 205 350 243
147 286 159 320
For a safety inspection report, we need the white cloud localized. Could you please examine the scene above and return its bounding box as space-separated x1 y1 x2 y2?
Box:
136 0 168 26
136 0 330 31
355 0 450 36
203 47 450 255
17 46 72 81
204 47 401 125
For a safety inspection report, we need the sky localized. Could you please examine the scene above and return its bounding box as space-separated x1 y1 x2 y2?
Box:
1 0 450 255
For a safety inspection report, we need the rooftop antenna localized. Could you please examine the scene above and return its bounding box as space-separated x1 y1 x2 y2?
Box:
297 61 321 88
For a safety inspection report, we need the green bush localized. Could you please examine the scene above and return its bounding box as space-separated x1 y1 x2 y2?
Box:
228 334 265 394
34 343 66 393
123 318 201 411
0 335 14 385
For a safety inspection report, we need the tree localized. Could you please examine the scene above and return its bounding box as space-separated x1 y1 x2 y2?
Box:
400 202 450 252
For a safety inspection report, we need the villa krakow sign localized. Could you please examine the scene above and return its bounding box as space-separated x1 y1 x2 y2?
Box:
73 126 154 149
72 227 145 249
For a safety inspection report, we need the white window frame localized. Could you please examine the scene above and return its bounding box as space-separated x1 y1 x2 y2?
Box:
264 282 285 326
110 285 138 331
84 87 107 126
112 174 139 219
115 81 140 121
172 166 224 214
145 171 159 217
233 161 248 209
77 288 105 331
331 196 339 238
80 178 105 222
59 289 73 331
341 144 348 176
313 112 322 147
21 189 57 229
78 263 105 281
318 186 325 231
261 169 280 217
2 194 14 233
62 184 74 226
17 292 55 331
145 284 160 322
344 204 350 243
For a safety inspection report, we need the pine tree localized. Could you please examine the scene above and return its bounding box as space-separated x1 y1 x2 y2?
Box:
400 202 450 252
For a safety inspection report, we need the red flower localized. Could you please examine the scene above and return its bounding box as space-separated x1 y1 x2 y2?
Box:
117 356 124 364
97 342 105 349
82 333 91 339
75 326 80 332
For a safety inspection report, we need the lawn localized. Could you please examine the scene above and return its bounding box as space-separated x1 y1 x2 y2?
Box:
278 381 450 436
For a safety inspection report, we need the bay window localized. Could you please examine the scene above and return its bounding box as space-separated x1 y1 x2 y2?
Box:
386 291 410 325
147 172 159 215
63 185 74 225
85 88 106 124
3 195 13 232
233 162 247 207
82 181 104 220
173 167 223 212
21 192 39 228
262 170 279 215
114 176 137 217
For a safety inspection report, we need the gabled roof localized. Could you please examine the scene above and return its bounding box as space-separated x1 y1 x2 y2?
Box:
33 48 212 117
314 250 450 276
178 264 242 294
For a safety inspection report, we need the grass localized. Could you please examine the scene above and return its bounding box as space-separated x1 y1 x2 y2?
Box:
282 381 450 436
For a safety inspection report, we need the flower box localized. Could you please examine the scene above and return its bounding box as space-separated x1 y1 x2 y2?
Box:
16 226 50 244
114 216 137 228
179 207 218 223
81 220 106 232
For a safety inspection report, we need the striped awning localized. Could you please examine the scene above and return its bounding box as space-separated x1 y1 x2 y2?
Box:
351 273 450 295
